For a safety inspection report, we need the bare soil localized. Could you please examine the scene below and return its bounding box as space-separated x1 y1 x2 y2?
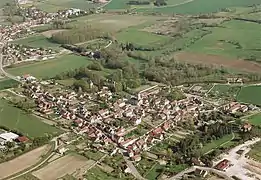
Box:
32 154 90 180
175 52 261 73
0 145 49 179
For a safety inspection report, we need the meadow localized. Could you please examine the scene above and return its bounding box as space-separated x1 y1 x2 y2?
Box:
248 113 261 126
12 35 60 49
237 86 261 106
24 0 97 12
116 28 170 46
133 0 261 14
208 84 241 99
5 54 92 78
186 20 261 60
0 99 62 138
0 79 19 90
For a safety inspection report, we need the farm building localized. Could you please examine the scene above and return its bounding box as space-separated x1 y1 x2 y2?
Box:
215 159 231 171
0 132 19 145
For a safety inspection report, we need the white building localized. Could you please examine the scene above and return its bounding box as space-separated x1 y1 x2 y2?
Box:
0 132 19 145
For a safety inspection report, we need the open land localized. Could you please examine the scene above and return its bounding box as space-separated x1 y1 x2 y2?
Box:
237 86 261 106
0 145 50 179
0 99 61 138
32 154 90 180
248 113 261 126
133 0 261 14
11 35 60 49
174 52 261 73
5 54 92 78
186 20 261 60
22 0 97 13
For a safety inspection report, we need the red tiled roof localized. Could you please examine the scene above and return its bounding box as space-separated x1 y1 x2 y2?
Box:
16 136 29 142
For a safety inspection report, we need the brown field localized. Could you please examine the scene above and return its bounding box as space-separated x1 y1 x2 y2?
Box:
41 29 67 38
175 52 261 73
32 154 91 180
0 145 50 179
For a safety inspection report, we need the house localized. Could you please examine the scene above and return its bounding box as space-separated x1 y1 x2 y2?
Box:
16 136 29 143
241 123 252 132
0 132 19 145
131 155 141 162
215 159 230 171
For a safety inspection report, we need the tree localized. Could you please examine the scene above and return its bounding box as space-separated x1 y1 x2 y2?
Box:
6 141 15 149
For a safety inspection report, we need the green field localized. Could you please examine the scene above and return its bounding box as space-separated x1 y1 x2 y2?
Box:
248 113 261 126
0 79 19 90
24 0 96 12
12 35 60 49
186 20 261 60
116 28 170 46
248 141 261 162
237 86 261 106
0 99 62 138
133 0 261 14
209 84 241 99
5 54 92 78
201 134 234 154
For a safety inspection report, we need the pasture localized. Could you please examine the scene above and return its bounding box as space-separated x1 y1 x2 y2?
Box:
69 14 163 32
0 145 51 179
237 86 261 106
116 28 170 46
5 54 92 78
12 35 60 49
186 20 261 60
133 0 261 14
0 99 62 138
25 0 97 12
32 154 90 180
248 113 261 126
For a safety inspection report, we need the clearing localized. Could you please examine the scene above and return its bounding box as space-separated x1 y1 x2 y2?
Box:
174 51 261 73
237 86 261 106
5 54 92 78
0 99 62 138
32 154 91 180
0 145 50 179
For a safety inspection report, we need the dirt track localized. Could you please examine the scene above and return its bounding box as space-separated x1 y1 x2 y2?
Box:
0 145 49 179
175 52 261 73
41 29 67 38
32 154 90 180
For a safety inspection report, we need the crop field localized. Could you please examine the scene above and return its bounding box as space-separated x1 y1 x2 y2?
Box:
5 54 92 78
237 86 261 106
0 99 62 138
12 35 60 49
116 28 170 46
186 20 261 60
0 145 50 179
133 0 261 14
70 14 163 32
32 154 90 180
248 141 261 162
248 113 261 126
24 0 97 12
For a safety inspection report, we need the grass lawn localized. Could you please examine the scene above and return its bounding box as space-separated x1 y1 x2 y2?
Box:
5 54 92 79
116 28 170 46
186 20 261 60
12 35 60 49
0 79 19 90
145 163 164 180
201 134 234 154
248 113 261 126
248 141 261 162
134 0 261 14
0 99 62 138
237 86 261 106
